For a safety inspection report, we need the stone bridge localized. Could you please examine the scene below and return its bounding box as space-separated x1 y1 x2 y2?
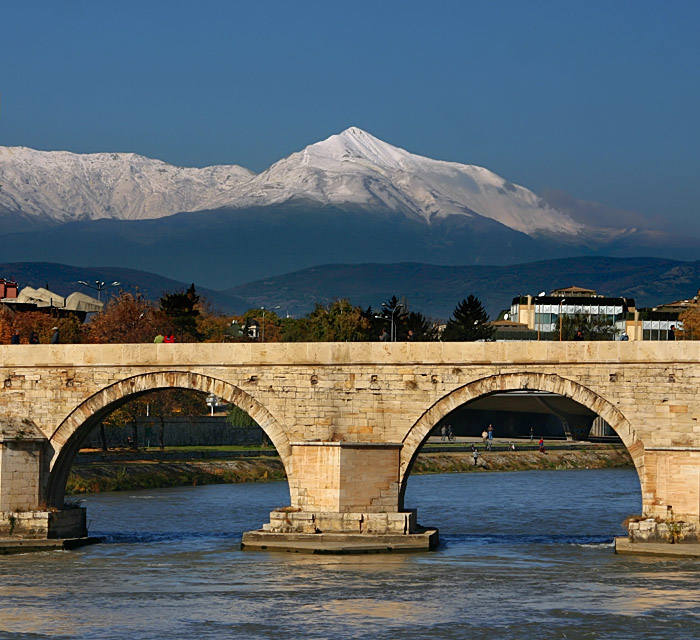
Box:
0 342 698 549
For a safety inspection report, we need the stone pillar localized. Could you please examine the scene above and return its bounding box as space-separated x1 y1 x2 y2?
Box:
642 448 700 531
252 441 428 538
0 418 86 539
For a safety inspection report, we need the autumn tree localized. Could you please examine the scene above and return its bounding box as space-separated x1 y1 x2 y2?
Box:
84 292 159 343
98 389 207 450
442 295 494 341
678 305 700 340
0 307 83 344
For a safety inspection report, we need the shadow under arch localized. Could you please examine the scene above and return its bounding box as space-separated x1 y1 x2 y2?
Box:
46 370 292 507
398 371 642 509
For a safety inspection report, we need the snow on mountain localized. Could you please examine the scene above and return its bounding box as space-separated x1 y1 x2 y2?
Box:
214 127 583 236
0 146 254 223
0 128 584 237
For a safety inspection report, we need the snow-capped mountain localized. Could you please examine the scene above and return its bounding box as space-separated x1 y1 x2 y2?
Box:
212 127 583 236
0 128 582 237
0 146 254 223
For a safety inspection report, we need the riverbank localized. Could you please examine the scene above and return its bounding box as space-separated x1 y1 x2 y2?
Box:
66 446 633 495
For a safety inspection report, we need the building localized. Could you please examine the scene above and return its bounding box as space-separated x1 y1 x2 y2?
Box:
510 286 636 338
1 284 103 321
508 285 696 340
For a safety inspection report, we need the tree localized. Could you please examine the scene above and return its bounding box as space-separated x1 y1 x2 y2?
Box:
99 389 207 450
678 305 700 340
159 283 201 341
0 307 84 344
84 292 158 343
442 295 494 341
400 311 439 341
304 299 370 342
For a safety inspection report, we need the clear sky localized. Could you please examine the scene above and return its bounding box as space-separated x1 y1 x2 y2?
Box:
2 1 699 232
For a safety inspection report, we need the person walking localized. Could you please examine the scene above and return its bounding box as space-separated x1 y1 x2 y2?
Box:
50 326 60 344
379 329 389 342
153 334 164 343
440 424 447 441
10 331 20 344
29 331 39 344
447 424 454 441
472 444 479 466
481 429 488 448
529 426 534 441
487 424 494 450
538 437 546 454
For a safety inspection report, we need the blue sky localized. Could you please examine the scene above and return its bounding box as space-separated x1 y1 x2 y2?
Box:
2 1 699 232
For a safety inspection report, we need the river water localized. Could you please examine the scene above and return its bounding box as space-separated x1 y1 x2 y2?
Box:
0 469 698 639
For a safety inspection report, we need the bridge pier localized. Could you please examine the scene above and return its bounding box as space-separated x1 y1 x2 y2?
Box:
0 418 87 540
242 441 438 552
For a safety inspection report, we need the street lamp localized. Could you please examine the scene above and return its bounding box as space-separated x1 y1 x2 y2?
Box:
260 305 280 342
381 302 404 342
77 280 121 302
536 292 545 341
558 299 566 341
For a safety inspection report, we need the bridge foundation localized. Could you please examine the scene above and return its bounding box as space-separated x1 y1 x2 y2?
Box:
0 418 86 540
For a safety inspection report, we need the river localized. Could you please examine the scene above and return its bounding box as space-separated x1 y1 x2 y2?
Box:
0 469 698 639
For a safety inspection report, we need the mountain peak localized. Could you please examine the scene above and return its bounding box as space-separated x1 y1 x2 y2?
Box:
302 126 408 171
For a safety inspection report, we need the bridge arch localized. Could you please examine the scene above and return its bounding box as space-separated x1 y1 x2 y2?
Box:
46 370 292 507
399 371 642 508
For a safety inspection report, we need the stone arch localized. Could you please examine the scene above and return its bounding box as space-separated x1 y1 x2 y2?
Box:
45 370 291 507
398 371 642 508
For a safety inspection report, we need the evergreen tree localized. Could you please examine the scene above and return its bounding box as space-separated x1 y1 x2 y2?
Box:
442 295 494 341
159 283 201 341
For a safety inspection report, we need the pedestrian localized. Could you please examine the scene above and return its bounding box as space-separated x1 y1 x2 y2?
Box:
472 447 479 466
509 441 516 451
481 429 488 447
29 331 39 344
379 329 389 342
153 334 164 343
50 326 60 344
447 424 454 441
487 424 494 450
406 329 414 341
538 437 546 454
669 325 676 341
529 426 534 441
440 424 447 441
163 334 175 343
10 331 20 344
574 330 583 341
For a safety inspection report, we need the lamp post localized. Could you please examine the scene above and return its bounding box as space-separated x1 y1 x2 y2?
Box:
77 280 120 302
260 305 281 342
536 291 545 341
381 302 404 342
558 299 566 341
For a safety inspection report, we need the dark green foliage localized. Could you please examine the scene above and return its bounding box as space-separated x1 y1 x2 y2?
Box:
159 283 201 340
442 295 494 341
226 405 259 428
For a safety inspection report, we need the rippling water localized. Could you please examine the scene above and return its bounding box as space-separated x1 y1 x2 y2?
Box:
1 469 698 639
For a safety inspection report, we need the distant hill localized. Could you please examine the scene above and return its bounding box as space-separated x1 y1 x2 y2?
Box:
228 257 700 319
3 257 697 321
0 262 249 313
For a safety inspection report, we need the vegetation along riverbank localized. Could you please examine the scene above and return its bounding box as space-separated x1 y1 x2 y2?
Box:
66 446 633 495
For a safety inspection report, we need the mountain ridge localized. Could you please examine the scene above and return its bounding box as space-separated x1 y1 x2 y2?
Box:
0 127 589 237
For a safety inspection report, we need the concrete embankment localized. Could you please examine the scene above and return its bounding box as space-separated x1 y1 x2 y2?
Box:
66 446 632 495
